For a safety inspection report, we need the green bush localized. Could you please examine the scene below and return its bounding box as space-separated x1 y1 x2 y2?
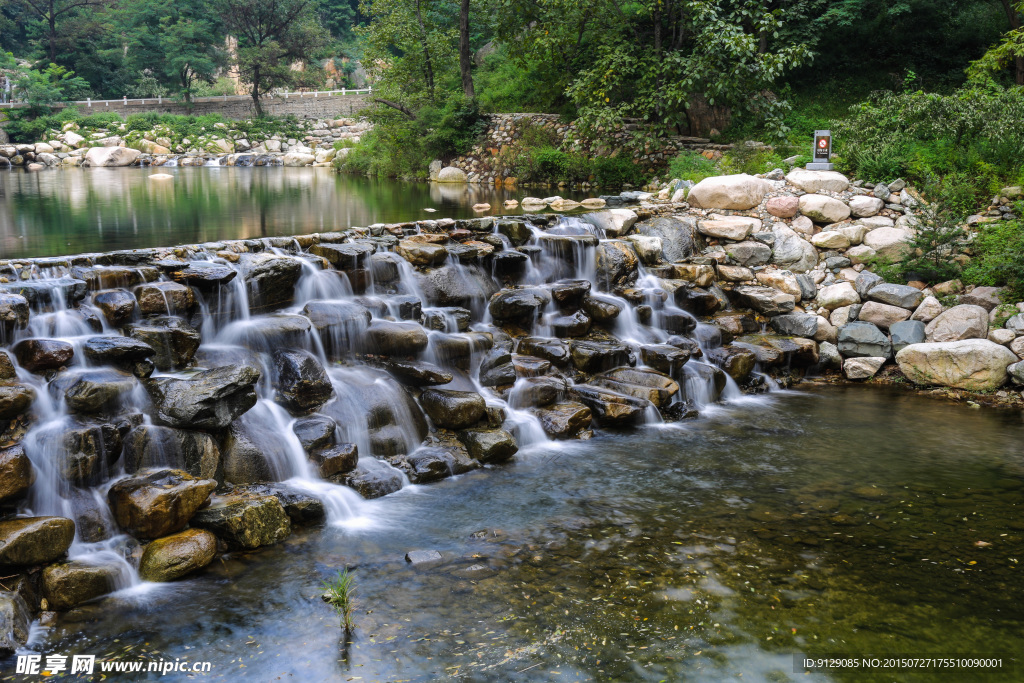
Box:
962 211 1024 302
594 156 643 187
667 151 718 183
719 146 786 176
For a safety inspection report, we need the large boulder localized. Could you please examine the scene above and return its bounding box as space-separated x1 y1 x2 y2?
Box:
189 493 291 550
0 517 75 566
896 340 1018 391
816 282 860 311
571 384 650 427
436 166 467 183
838 322 892 359
634 216 700 262
133 282 195 315
785 169 850 193
128 317 201 370
857 301 910 330
771 224 818 272
849 196 884 217
488 288 551 324
47 368 138 414
863 227 913 259
686 174 771 210
147 364 260 430
107 469 217 539
0 445 33 503
458 428 518 463
799 194 851 223
360 320 429 356
595 241 639 288
725 241 772 267
12 339 74 372
925 305 989 342
85 146 141 167
582 209 638 238
236 253 303 312
889 320 926 352
420 389 485 429
868 283 924 310
397 240 449 267
568 340 631 373
301 300 372 357
534 402 592 439
731 286 796 316
138 528 217 582
697 216 760 242
0 384 35 420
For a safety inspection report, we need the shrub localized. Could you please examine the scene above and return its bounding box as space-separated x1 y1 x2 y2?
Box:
594 156 643 187
962 210 1024 302
667 151 718 183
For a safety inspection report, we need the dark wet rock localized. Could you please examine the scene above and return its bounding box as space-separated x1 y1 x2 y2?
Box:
421 306 470 332
496 219 532 245
0 517 75 566
640 344 690 374
310 443 358 477
416 264 499 308
147 364 260 430
301 300 372 357
488 288 551 324
509 376 566 408
838 322 892 359
189 492 291 550
0 445 33 503
490 250 531 280
122 425 221 480
715 311 760 340
336 464 404 499
220 426 274 485
128 317 201 370
673 285 722 316
0 278 87 306
310 242 375 269
380 360 451 388
237 253 303 312
12 339 73 372
569 340 631 373
594 367 680 407
706 346 757 383
41 561 119 610
534 402 593 439
518 337 570 365
53 421 124 485
70 266 157 290
223 315 313 353
169 263 237 288
133 281 196 315
869 283 924 310
421 389 486 429
139 528 217 582
550 280 591 308
429 332 493 367
292 414 337 453
511 355 552 376
478 347 515 387
770 313 819 339
404 447 455 483
0 293 29 336
595 240 639 288
249 483 326 525
634 216 700 262
730 286 796 316
360 320 429 356
458 428 518 463
272 349 332 413
0 384 35 419
660 309 697 335
92 289 138 327
683 363 728 400
549 310 591 338
369 252 402 283
108 469 216 539
48 369 138 414
0 593 30 655
82 337 154 371
571 384 650 427
890 320 926 353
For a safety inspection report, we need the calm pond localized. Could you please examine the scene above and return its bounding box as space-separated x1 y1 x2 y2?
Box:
25 385 1024 682
0 167 589 260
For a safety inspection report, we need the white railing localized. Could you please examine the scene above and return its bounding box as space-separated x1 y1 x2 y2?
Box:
0 87 372 110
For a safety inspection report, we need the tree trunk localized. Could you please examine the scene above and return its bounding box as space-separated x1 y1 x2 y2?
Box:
251 66 263 117
415 0 435 99
459 0 474 99
48 10 57 63
1001 0 1024 84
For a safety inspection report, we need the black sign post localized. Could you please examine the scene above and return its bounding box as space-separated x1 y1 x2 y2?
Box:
807 129 834 170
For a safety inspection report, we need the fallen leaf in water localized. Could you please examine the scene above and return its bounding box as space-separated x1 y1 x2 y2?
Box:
974 541 992 547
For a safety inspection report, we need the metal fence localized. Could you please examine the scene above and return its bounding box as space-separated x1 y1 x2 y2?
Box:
0 88 372 110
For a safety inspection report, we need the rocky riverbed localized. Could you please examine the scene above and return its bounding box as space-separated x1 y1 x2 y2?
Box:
1 168 1023 656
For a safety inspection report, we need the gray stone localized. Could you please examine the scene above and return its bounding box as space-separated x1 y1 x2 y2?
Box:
889 320 926 352
869 283 924 310
770 313 818 338
838 322 892 359
854 271 883 299
843 356 886 380
725 240 772 267
147 364 260 430
925 305 989 342
896 339 1018 390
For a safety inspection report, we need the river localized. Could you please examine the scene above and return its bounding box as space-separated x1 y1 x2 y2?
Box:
0 167 588 260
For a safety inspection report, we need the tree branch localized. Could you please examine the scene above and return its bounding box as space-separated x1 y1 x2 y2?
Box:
373 98 416 120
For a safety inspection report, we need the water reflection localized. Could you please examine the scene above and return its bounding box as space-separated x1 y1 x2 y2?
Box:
0 168 590 259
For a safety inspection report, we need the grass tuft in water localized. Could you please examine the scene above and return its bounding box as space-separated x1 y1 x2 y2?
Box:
321 569 356 634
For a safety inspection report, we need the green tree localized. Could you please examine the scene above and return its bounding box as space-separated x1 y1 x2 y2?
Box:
968 0 1024 85
120 0 225 104
218 0 329 116
16 0 106 62
9 60 90 115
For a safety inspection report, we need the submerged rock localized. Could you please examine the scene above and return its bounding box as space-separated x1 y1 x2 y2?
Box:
0 593 30 655
336 463 404 498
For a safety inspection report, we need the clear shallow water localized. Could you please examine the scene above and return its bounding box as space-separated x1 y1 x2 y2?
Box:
13 385 1024 682
0 168 590 259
